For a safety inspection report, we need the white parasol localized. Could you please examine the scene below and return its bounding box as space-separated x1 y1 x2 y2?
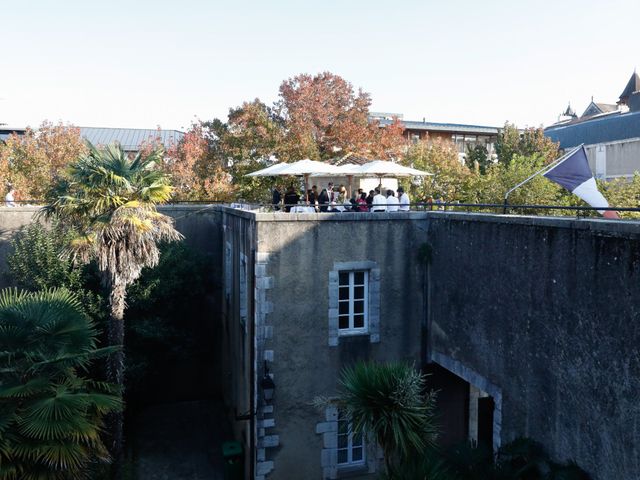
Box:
245 159 341 201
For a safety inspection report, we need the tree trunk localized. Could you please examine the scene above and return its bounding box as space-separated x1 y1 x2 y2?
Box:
107 281 126 479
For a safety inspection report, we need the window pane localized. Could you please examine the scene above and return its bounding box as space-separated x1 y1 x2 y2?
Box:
337 449 348 464
338 434 347 448
339 317 349 329
338 419 347 433
354 286 364 299
339 287 349 300
339 272 349 286
354 271 365 284
353 315 364 328
352 431 363 446
354 300 364 314
352 447 363 461
339 302 349 315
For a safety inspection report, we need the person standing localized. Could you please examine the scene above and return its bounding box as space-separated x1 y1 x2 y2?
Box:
386 189 400 212
357 192 369 212
309 185 318 204
283 185 300 212
398 186 410 212
272 185 282 211
371 187 387 212
366 190 374 210
5 184 16 207
318 187 330 212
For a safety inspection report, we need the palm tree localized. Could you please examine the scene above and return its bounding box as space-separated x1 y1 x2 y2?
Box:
0 288 122 479
43 142 183 464
339 361 438 477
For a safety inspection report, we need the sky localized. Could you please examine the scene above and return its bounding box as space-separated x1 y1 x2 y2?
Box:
2 0 639 131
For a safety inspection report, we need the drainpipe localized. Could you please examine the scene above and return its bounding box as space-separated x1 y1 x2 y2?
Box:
249 245 256 479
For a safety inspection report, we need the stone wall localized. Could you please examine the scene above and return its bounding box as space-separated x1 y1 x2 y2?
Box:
426 212 640 480
0 205 223 288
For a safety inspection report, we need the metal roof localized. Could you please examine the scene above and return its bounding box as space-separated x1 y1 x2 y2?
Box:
79 127 184 150
619 72 640 102
1 127 185 151
544 111 640 148
0 128 26 142
378 118 500 135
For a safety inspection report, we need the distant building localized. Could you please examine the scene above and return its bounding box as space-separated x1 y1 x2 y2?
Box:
79 127 184 153
370 112 501 158
0 127 26 143
545 72 640 180
0 126 184 153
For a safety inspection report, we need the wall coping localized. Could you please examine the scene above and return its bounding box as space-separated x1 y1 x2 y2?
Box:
219 206 640 237
0 204 220 214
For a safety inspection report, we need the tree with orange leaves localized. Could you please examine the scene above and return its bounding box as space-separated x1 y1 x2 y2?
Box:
163 121 235 201
276 72 404 160
0 121 87 202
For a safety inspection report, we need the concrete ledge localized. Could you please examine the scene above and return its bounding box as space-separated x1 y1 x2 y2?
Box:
218 205 640 237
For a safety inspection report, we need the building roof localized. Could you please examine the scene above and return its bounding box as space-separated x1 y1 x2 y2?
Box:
619 72 640 103
562 103 577 118
378 118 499 135
80 127 184 150
0 127 26 142
544 110 640 148
580 101 618 118
1 126 185 151
595 103 618 113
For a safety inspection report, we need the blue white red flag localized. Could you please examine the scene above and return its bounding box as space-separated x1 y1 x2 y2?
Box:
543 146 619 219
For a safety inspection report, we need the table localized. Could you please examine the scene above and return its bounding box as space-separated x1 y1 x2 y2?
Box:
290 206 316 213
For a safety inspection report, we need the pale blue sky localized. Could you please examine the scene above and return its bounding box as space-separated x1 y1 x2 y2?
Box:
1 0 638 131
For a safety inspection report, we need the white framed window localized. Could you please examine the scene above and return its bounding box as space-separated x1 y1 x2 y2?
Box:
337 411 365 467
338 270 368 334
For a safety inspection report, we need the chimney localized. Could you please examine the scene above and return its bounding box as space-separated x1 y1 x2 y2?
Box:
422 117 425 123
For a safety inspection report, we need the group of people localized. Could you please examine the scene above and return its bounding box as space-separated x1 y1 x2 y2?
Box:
272 182 411 213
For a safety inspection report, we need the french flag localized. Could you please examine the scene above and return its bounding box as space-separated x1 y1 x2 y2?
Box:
543 146 619 219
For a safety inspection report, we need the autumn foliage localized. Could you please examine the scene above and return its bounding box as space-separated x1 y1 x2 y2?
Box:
277 72 405 160
0 122 87 202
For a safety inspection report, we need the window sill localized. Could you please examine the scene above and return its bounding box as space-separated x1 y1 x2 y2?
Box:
338 330 369 338
337 464 369 478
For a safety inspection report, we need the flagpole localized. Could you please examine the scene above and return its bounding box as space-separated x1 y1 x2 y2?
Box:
502 144 584 214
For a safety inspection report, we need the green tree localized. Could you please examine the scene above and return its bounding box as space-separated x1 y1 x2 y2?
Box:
7 222 105 322
339 362 437 477
221 100 286 202
124 242 211 403
465 144 491 174
43 142 183 466
600 174 640 219
495 123 559 165
404 139 475 202
0 288 121 480
466 154 574 215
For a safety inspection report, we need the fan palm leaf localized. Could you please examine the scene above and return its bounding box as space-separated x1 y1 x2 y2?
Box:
339 361 438 476
0 288 121 479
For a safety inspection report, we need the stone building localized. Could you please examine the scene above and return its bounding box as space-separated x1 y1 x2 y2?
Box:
1 206 639 479
219 206 640 480
222 209 425 479
370 112 501 158
545 72 640 180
